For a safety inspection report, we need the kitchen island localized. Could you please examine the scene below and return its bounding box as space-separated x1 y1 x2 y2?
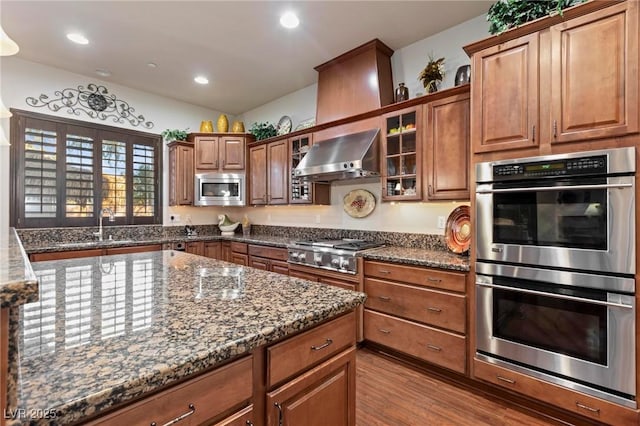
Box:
3 250 365 425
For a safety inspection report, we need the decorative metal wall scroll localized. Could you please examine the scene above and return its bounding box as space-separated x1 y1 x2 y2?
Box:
26 83 154 128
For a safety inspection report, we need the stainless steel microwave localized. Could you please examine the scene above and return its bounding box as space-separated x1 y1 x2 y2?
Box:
194 173 245 206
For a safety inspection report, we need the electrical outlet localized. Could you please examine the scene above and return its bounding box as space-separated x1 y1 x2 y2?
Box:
315 214 321 224
437 216 446 229
170 214 181 223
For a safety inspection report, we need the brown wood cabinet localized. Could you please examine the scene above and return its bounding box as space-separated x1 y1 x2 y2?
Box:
221 241 232 262
87 356 253 426
30 245 163 262
470 32 539 153
363 260 467 374
213 405 254 426
381 106 422 201
204 241 222 260
467 0 638 153
185 241 204 256
248 244 289 275
192 134 247 172
249 139 288 205
549 1 638 144
424 91 470 201
266 348 356 426
473 358 638 425
265 313 357 426
168 141 194 206
289 133 330 205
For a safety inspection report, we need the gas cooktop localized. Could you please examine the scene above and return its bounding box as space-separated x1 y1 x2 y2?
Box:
287 238 383 274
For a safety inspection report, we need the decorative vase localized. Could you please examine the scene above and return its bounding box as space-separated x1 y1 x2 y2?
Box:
199 120 213 133
454 65 471 86
231 121 245 133
426 80 439 94
217 114 229 133
394 83 409 103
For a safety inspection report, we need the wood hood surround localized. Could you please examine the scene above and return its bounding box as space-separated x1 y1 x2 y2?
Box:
315 39 394 124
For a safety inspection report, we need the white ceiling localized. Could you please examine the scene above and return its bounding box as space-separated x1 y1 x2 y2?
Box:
1 1 492 115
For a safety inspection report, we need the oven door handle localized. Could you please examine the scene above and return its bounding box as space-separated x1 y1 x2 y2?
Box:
476 182 632 194
476 282 633 309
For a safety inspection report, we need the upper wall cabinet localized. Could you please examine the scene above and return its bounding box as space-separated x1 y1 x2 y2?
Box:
470 33 539 153
549 1 638 144
249 138 288 205
466 0 638 153
424 92 470 201
168 141 194 206
190 133 249 172
381 106 422 201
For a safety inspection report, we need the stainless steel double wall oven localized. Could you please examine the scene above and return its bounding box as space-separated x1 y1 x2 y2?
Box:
475 147 636 407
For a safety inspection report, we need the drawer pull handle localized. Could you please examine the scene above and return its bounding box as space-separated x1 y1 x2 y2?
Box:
378 269 391 274
576 402 600 414
311 338 333 351
378 328 391 334
150 404 195 426
427 307 442 313
426 344 442 352
378 296 391 301
427 277 442 283
496 375 516 384
275 402 283 426
246 422 254 426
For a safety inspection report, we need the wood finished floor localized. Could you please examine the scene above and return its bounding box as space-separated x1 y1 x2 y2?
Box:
356 348 563 426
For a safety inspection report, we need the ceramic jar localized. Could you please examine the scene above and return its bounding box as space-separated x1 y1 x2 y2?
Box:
199 120 213 133
217 114 229 133
231 121 245 133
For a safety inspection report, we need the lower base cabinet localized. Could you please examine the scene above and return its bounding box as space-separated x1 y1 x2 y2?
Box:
30 245 163 262
473 358 638 425
266 348 356 426
248 245 289 275
213 405 254 426
87 356 253 426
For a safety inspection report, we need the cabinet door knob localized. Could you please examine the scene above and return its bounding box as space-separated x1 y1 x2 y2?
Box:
426 344 442 352
532 125 536 142
426 307 442 313
497 375 516 384
275 402 283 426
553 120 558 138
378 328 391 334
378 296 391 302
311 338 333 351
426 277 442 283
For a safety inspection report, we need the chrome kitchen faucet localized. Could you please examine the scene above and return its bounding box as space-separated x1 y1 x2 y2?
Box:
93 208 115 241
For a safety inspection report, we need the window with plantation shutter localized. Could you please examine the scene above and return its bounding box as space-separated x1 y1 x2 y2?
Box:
24 125 57 219
11 110 162 228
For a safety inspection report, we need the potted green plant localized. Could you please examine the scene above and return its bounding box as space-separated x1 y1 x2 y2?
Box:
418 55 445 94
249 122 277 140
161 128 189 143
487 0 587 35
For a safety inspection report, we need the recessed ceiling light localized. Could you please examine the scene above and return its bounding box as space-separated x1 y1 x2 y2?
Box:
66 32 89 45
147 62 157 68
95 69 111 77
194 76 209 85
280 11 299 29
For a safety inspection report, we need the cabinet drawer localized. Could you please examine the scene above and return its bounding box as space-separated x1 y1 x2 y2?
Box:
364 261 466 293
473 358 638 425
364 278 465 333
248 244 288 261
212 404 253 426
89 356 252 426
105 244 162 255
267 311 356 388
364 310 465 374
231 242 248 254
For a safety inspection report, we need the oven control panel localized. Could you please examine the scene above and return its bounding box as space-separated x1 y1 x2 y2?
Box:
493 155 607 180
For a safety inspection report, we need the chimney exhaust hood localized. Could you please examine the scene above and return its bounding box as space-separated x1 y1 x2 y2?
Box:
293 128 380 182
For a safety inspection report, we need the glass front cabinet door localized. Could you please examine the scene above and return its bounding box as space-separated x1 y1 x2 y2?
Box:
382 107 422 201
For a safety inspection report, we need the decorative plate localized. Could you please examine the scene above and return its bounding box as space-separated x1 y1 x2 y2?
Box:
343 189 376 218
445 205 471 254
276 115 292 136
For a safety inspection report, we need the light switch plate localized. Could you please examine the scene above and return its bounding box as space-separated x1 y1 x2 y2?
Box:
437 216 446 229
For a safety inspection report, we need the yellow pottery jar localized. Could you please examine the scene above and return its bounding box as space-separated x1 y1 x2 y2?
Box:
231 121 245 133
199 120 213 133
217 114 229 133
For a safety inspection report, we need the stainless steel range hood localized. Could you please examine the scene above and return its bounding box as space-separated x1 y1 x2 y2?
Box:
293 128 380 181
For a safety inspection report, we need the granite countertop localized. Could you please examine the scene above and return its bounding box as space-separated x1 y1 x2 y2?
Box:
22 233 294 253
0 229 39 308
7 251 365 425
361 246 470 272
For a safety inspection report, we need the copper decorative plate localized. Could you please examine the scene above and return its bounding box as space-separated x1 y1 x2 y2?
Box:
343 189 376 218
445 205 471 253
